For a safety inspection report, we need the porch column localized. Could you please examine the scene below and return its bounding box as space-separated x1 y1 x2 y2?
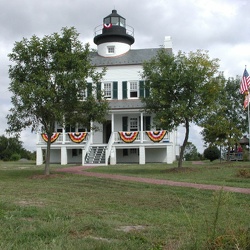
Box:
90 121 93 143
61 146 67 165
111 113 114 132
139 146 145 164
166 145 173 164
110 147 116 165
62 126 66 144
140 112 143 143
36 147 43 165
36 132 40 144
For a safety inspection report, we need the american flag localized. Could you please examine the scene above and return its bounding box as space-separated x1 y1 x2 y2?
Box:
240 68 250 94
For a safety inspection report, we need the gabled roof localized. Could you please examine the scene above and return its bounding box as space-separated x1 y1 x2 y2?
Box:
90 48 172 67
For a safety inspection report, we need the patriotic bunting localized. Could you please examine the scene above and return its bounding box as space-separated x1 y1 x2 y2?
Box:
68 132 87 143
119 131 138 143
146 130 167 142
103 23 112 29
41 133 60 143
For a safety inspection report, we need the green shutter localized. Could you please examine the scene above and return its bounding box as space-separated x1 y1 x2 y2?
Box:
122 81 127 99
97 82 101 100
145 116 151 130
113 81 118 99
122 116 128 131
139 81 144 98
145 80 150 97
87 82 92 97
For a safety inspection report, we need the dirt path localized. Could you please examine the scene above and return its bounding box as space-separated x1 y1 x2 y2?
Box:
55 166 250 195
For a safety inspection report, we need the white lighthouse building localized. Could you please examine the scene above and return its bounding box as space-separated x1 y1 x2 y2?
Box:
36 9 178 165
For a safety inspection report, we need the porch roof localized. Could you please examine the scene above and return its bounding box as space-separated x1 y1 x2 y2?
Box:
108 99 144 110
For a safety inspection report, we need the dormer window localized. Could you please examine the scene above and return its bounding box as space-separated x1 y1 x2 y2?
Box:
107 46 115 54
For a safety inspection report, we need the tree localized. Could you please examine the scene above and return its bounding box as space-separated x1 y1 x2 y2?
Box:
183 142 199 161
7 27 109 175
200 77 248 159
142 49 223 167
204 146 220 162
0 135 29 161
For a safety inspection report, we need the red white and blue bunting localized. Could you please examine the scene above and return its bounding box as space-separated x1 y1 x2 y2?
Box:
103 23 112 29
41 133 60 143
146 130 167 142
68 132 87 143
119 131 138 143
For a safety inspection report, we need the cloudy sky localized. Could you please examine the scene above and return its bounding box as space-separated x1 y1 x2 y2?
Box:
1 0 250 153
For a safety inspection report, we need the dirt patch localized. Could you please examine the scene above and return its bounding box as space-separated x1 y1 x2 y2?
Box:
117 225 147 232
192 161 205 165
17 200 45 207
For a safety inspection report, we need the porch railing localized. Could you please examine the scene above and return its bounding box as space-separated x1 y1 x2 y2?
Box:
37 132 89 145
113 131 170 143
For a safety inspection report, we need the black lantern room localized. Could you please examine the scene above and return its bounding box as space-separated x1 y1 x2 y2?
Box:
94 10 135 46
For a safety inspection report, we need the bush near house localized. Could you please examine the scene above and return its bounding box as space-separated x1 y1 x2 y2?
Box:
204 146 220 162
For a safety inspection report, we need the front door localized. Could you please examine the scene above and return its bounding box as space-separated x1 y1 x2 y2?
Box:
103 120 111 143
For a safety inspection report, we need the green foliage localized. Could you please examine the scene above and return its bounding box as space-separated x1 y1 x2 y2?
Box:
204 190 250 250
201 77 247 150
142 49 223 167
10 153 21 161
7 27 109 174
183 142 199 161
204 146 220 162
0 135 32 161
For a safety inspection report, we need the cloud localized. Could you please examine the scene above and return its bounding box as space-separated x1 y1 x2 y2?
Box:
1 0 249 152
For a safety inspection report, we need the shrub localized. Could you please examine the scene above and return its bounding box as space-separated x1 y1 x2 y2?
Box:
204 146 220 162
10 153 21 161
237 169 250 178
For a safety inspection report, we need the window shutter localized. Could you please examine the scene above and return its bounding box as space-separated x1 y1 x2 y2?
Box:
122 81 127 99
122 116 128 131
97 82 101 100
87 82 92 97
145 80 150 97
139 81 144 98
113 81 118 99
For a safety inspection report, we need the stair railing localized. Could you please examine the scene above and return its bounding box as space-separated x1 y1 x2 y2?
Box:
82 132 93 165
105 132 114 165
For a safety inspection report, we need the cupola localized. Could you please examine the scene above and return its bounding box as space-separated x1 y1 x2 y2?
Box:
94 10 135 57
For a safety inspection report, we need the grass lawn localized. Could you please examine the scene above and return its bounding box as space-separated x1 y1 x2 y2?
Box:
0 160 249 249
87 161 250 188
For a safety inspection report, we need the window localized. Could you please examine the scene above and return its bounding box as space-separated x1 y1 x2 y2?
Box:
72 149 78 157
130 148 137 154
79 89 87 100
129 81 138 98
107 46 115 54
130 118 138 131
65 125 75 133
104 82 112 98
111 17 119 25
120 18 125 27
104 17 110 25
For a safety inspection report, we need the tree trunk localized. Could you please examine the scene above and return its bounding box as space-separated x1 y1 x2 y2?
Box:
178 118 190 168
44 138 51 175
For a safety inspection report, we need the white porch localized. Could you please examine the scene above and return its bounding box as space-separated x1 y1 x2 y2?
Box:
36 110 178 166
